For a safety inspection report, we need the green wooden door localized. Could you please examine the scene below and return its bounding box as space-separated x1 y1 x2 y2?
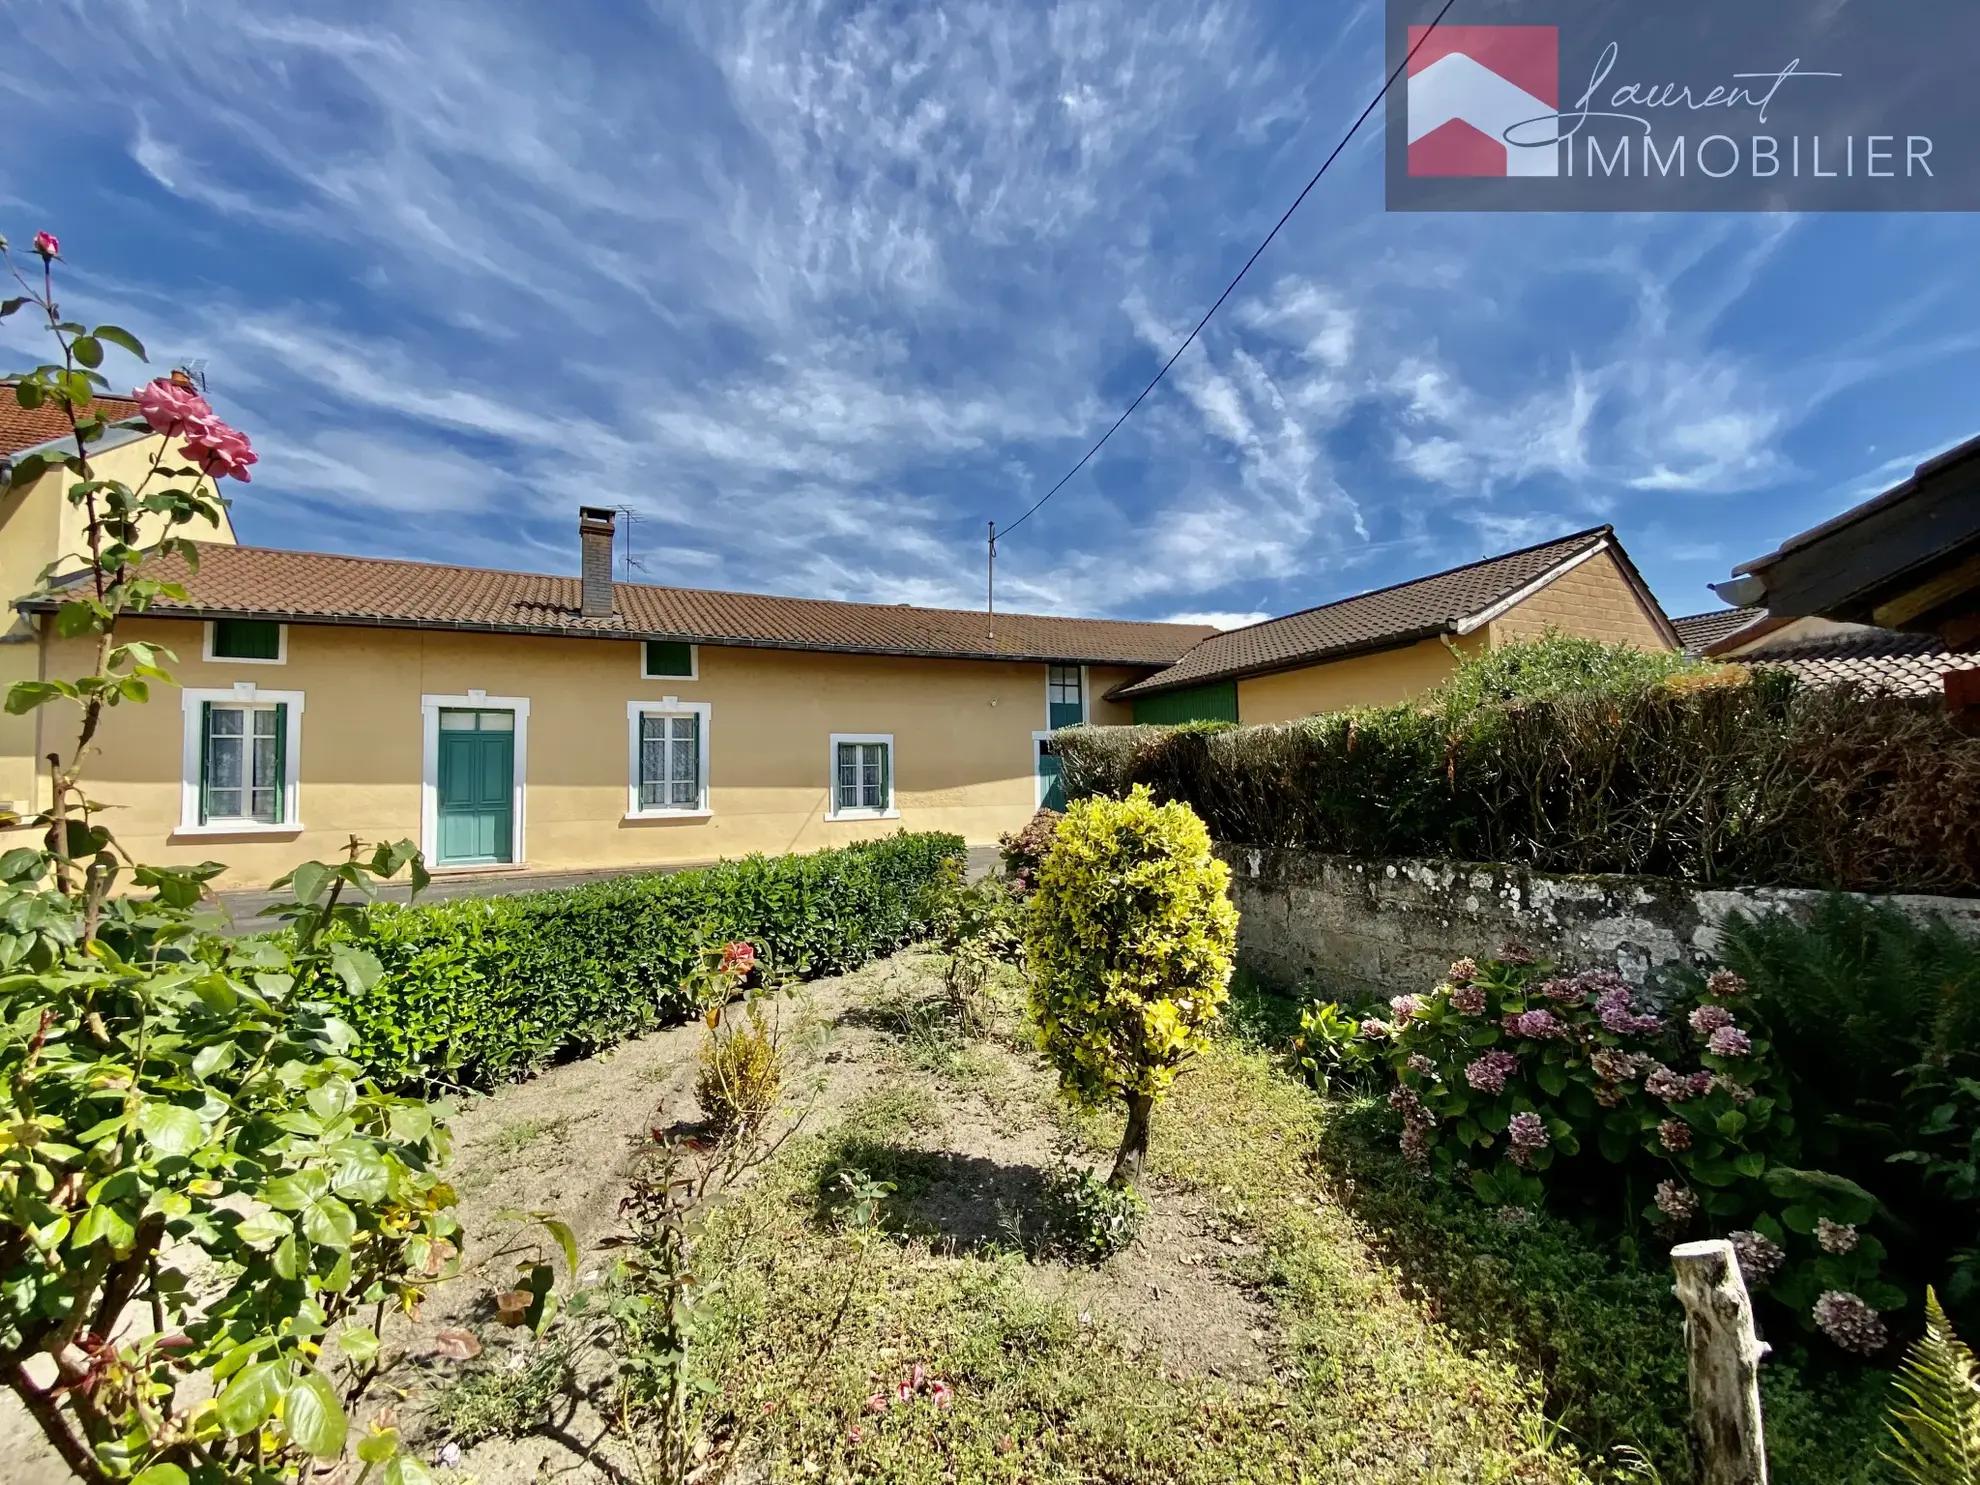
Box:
1037 738 1066 811
436 710 515 865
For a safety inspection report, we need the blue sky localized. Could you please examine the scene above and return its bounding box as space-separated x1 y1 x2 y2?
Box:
4 1 1978 628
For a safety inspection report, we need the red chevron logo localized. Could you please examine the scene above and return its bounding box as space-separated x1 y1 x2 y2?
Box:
1407 26 1560 177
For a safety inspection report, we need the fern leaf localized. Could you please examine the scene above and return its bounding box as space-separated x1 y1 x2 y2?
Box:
1883 1287 1980 1485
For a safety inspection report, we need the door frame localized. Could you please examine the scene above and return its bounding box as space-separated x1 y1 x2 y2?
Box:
421 693 531 871
1031 729 1060 810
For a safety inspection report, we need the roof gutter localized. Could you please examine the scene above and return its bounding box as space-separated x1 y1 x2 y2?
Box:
14 599 1188 671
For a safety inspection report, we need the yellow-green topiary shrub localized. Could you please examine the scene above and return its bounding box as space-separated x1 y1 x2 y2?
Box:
1025 784 1238 1187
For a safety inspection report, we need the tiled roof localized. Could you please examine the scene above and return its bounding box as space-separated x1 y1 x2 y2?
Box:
1736 627 1979 698
0 388 142 456
35 543 1215 667
1671 607 1763 653
1113 526 1620 699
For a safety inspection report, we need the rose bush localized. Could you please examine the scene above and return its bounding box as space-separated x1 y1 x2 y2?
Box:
1311 946 1906 1353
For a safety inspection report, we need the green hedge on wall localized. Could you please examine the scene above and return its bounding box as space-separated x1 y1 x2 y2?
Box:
328 832 965 1090
1055 668 1980 896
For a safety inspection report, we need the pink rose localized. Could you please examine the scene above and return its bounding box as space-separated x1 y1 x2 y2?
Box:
136 377 214 437
929 1379 954 1410
32 231 58 258
865 1392 889 1414
183 417 258 482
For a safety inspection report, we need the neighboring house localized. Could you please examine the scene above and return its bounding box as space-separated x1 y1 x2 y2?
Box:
18 508 1211 887
1711 431 1980 724
0 384 236 814
1700 614 1980 696
1110 526 1679 725
1670 606 1764 655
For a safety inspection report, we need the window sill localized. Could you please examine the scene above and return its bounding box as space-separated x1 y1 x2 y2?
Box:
428 861 531 876
824 808 901 823
173 821 304 838
624 808 713 822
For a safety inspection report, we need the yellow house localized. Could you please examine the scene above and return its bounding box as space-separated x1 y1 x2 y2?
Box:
0 386 235 814
17 509 1211 888
1110 526 1679 725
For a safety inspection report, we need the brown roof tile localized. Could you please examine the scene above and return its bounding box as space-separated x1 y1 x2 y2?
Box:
41 543 1215 667
1671 607 1763 654
1736 626 1979 698
1113 526 1623 699
0 388 142 456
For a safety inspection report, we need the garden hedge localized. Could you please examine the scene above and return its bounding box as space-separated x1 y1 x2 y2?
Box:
328 832 965 1089
1055 668 1980 895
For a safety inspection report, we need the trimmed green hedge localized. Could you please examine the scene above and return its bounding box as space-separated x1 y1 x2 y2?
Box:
329 832 965 1090
1055 668 1980 895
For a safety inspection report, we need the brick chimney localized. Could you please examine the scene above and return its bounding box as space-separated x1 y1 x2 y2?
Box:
579 506 617 619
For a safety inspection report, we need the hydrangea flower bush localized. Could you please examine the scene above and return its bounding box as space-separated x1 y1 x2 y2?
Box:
1306 947 1906 1352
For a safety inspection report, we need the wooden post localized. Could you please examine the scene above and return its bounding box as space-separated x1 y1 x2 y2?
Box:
1671 1238 1770 1485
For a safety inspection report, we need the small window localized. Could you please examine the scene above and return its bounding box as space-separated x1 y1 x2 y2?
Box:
639 713 702 810
1048 664 1084 728
208 618 284 663
643 640 696 679
832 737 892 816
200 703 285 824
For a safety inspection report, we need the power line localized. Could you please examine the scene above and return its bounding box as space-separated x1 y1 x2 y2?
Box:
994 0 1461 544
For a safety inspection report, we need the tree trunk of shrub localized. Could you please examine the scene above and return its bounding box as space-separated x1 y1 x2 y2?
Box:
1110 1092 1154 1188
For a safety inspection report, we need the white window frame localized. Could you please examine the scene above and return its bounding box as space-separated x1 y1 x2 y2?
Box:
625 698 712 820
1045 663 1089 730
177 683 305 836
420 692 530 871
1032 730 1058 808
639 640 699 681
202 618 288 666
826 732 898 821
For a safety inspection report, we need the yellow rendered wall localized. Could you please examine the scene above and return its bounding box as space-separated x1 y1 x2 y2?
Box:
0 436 234 811
1235 635 1478 725
1487 549 1672 650
37 619 1079 888
1084 665 1147 726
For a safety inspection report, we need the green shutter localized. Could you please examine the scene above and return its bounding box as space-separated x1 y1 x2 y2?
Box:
197 701 212 825
212 619 282 660
272 702 288 824
644 640 694 677
879 743 891 809
1131 681 1239 726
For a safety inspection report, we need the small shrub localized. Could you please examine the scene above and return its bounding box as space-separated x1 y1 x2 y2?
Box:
696 1004 784 1140
1333 947 1905 1351
1026 785 1238 1187
1036 1161 1147 1262
997 807 1063 888
933 862 1023 1034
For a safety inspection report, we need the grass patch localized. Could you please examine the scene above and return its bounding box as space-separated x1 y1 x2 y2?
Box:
486 1114 577 1158
621 1028 1591 1481
423 1339 576 1448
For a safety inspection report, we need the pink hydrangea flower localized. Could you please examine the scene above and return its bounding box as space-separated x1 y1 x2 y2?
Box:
1596 986 1662 1036
1707 1026 1752 1058
1730 1229 1785 1286
31 230 58 258
1536 977 1584 1003
1816 1218 1859 1255
1405 1053 1437 1077
1813 1292 1888 1354
1657 1118 1693 1151
1389 994 1424 1020
1503 1009 1568 1040
1646 1064 1711 1102
1706 969 1748 998
1359 1018 1392 1039
1688 1004 1734 1036
1464 1050 1519 1094
1589 1048 1643 1083
1654 1180 1699 1226
1448 957 1478 983
1507 1111 1550 1165
1450 985 1487 1015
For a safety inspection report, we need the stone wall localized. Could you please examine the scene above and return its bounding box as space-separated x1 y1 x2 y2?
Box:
1219 845 1980 1002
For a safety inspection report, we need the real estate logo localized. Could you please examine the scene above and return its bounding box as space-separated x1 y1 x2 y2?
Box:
1406 26 1558 178
1385 1 1980 212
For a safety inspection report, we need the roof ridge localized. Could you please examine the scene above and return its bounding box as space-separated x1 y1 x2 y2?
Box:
190 543 1217 634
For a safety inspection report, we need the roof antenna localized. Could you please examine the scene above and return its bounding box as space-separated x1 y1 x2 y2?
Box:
986 520 996 652
614 504 646 583
177 358 209 392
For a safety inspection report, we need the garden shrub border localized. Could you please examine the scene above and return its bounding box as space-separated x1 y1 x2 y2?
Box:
1055 669 1980 896
330 832 965 1089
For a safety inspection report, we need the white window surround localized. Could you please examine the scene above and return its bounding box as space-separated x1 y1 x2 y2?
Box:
639 641 699 681
420 693 530 871
202 619 288 666
177 683 305 836
826 732 898 821
625 698 712 820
